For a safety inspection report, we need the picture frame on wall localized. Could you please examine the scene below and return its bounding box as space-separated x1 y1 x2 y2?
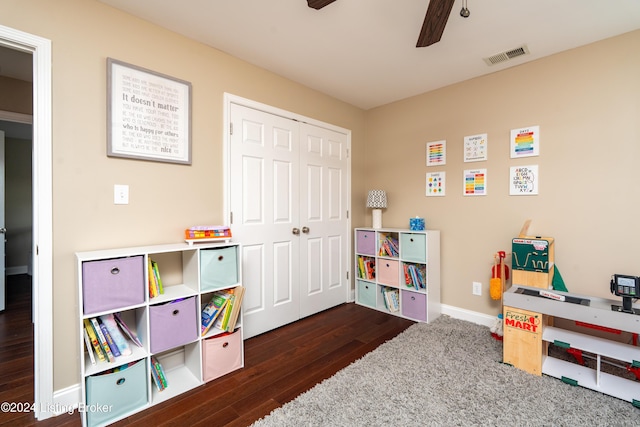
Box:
107 58 192 164
510 125 540 159
426 140 446 166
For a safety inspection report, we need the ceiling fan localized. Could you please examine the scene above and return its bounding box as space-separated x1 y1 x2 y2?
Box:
307 0 460 47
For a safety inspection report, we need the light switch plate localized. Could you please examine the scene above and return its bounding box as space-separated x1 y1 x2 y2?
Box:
114 184 129 205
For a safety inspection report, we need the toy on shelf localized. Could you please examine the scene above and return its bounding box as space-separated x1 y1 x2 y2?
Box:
185 225 232 245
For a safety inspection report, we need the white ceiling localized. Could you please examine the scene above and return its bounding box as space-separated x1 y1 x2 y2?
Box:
98 0 640 110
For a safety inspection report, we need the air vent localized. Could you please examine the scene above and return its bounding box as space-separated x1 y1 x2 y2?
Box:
483 44 530 66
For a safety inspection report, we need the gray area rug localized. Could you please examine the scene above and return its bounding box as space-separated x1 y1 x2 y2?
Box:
251 315 640 426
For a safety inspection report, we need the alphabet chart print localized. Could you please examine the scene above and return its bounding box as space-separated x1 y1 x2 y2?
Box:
510 165 539 195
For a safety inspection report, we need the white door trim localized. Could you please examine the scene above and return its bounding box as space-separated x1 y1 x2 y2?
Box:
223 93 353 304
0 25 53 420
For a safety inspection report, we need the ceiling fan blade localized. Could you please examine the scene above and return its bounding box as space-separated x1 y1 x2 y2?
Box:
416 0 455 47
307 0 337 10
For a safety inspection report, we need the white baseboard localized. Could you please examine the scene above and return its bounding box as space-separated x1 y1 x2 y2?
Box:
48 383 81 416
441 304 498 328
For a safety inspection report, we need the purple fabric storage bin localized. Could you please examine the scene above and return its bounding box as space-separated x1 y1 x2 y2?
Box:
356 230 376 255
82 255 145 315
401 290 426 321
149 296 198 354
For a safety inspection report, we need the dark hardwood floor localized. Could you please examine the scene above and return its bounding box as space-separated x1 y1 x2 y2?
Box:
0 276 414 427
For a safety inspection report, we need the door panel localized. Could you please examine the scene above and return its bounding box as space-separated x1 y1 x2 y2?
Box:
299 123 348 318
230 103 348 337
230 104 299 338
241 244 264 315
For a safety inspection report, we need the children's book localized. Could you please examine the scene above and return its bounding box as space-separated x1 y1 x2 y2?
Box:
113 312 143 347
90 317 115 362
98 317 121 357
100 313 132 356
83 318 106 363
148 257 158 298
201 293 230 336
151 260 164 295
225 286 245 332
83 327 97 365
150 356 168 391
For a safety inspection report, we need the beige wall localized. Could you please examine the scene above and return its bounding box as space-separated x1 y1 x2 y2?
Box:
3 0 639 396
2 0 365 390
363 30 640 315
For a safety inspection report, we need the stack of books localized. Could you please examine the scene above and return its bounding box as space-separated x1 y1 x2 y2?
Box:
404 264 426 290
201 286 245 336
82 312 142 365
148 258 164 298
150 356 168 391
357 256 376 280
379 234 399 257
381 286 400 312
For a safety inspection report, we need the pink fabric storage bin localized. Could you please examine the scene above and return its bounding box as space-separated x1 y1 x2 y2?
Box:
202 329 243 382
149 297 198 354
377 259 399 287
82 255 145 315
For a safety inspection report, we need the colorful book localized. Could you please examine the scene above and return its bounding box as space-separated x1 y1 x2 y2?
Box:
225 286 245 332
83 318 106 363
99 313 132 356
83 327 97 365
98 318 121 357
90 317 115 362
358 257 366 279
150 358 164 391
113 312 143 347
150 356 168 391
201 293 229 336
148 257 158 298
218 294 234 331
211 289 236 332
151 260 164 295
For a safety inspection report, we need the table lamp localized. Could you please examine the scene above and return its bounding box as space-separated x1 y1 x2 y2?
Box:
366 190 387 229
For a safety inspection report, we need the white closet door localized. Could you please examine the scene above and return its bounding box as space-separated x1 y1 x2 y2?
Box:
229 102 350 339
298 123 348 318
230 103 300 339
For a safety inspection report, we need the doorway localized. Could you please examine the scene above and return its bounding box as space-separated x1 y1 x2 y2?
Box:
0 25 53 421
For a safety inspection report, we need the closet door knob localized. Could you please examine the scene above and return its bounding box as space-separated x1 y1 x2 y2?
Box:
292 228 300 235
302 226 310 234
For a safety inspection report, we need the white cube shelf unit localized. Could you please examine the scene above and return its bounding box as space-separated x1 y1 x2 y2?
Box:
354 228 441 322
76 241 244 427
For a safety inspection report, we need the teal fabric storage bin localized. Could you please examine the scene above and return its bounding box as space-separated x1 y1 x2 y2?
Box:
400 233 426 263
200 246 238 291
357 280 377 308
86 360 147 427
